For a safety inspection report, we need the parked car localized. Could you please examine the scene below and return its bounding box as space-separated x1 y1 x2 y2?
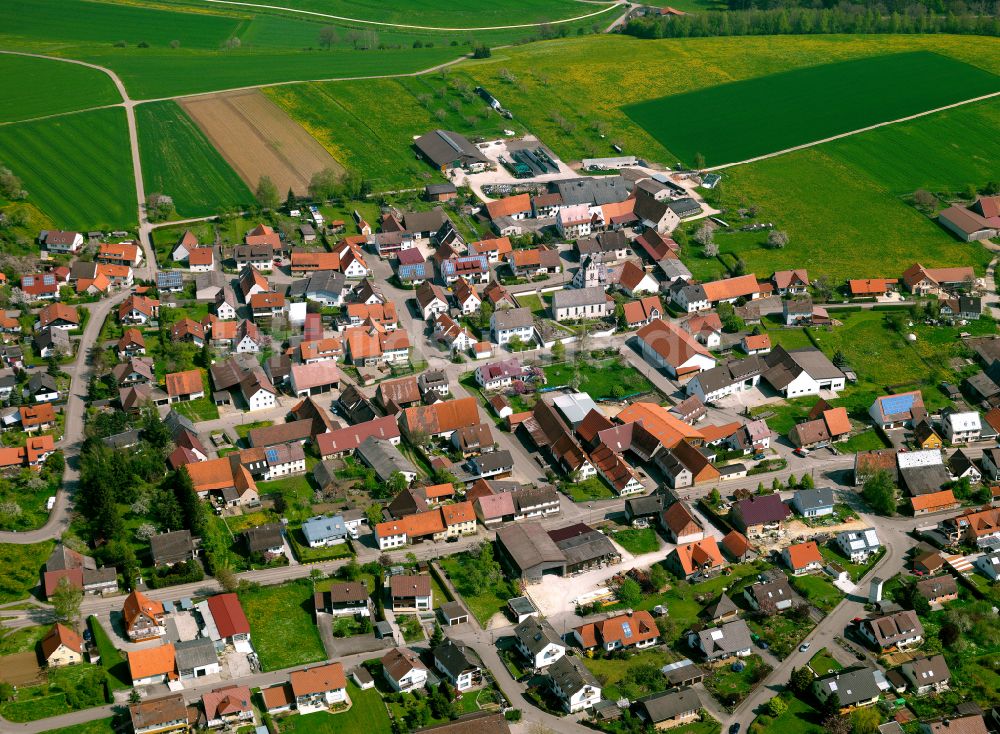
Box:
794 448 810 457
799 642 811 652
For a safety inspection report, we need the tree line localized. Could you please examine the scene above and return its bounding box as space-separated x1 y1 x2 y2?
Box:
623 6 1000 38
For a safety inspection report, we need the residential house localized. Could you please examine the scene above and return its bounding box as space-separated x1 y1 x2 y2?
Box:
475 358 524 391
514 616 566 671
382 647 428 693
791 488 835 517
860 610 924 651
357 436 418 484
432 640 482 692
622 296 664 329
835 528 882 563
687 619 753 661
812 667 885 712
902 263 976 295
616 261 659 297
40 230 83 253
119 295 160 324
773 269 809 295
901 655 951 695
165 369 204 403
731 494 790 537
128 643 176 686
573 610 660 652
123 589 166 641
389 575 433 612
943 410 981 444
291 663 348 714
206 593 251 647
762 346 846 397
244 523 284 559
742 334 772 355
547 655 601 714
666 536 725 580
743 576 796 613
915 576 958 606
782 540 823 575
314 582 370 617
491 307 534 346
129 694 190 734
289 361 342 397
150 530 196 567
202 685 253 729
41 623 83 668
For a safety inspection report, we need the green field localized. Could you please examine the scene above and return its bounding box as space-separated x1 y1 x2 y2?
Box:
0 108 136 229
282 682 391 734
0 541 53 603
623 52 1000 166
240 0 615 26
238 580 327 671
0 55 120 123
136 100 252 217
264 75 528 190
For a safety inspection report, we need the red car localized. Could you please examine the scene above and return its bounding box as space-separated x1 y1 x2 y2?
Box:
851 617 863 624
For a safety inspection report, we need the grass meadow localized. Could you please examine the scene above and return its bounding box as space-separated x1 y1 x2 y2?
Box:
238 579 327 671
623 52 1000 166
0 55 120 123
0 541 53 603
136 100 252 217
0 108 136 229
264 75 528 190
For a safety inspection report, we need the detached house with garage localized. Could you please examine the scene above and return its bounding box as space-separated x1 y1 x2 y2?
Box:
514 616 566 672
860 610 924 651
731 494 790 537
547 655 602 714
688 619 752 662
123 590 166 641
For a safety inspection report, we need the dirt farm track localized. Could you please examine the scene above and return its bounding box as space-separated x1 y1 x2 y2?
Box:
179 89 344 196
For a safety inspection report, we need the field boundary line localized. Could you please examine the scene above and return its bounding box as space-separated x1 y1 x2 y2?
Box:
200 0 622 31
705 89 1000 171
0 103 123 128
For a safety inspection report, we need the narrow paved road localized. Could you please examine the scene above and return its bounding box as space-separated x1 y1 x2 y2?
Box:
0 290 131 545
201 0 623 31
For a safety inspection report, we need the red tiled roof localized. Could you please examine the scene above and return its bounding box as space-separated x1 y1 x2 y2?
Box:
206 593 250 639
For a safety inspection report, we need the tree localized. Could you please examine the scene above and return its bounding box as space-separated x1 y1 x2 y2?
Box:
939 621 960 647
472 45 491 58
387 471 409 495
318 25 338 48
708 488 721 506
693 152 705 169
788 666 814 696
787 473 797 488
913 189 937 209
693 222 714 246
215 564 239 593
51 576 83 629
308 167 340 202
430 621 444 647
801 473 814 490
649 564 667 591
771 476 782 492
366 503 384 528
862 469 896 515
823 711 850 734
255 175 280 211
767 230 789 249
704 242 720 257
551 340 565 361
851 706 881 734
767 696 788 717
617 578 642 607
673 227 688 248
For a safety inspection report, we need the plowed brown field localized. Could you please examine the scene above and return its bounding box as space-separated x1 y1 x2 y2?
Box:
179 89 343 196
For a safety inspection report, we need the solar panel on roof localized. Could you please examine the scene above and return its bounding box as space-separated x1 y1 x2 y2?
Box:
622 622 632 638
265 448 279 463
880 394 915 416
42 275 54 285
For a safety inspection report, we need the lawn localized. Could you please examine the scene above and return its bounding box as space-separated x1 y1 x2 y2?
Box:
609 527 661 555
0 54 120 123
438 552 517 626
256 473 317 525
0 540 53 603
807 648 843 676
135 100 252 218
543 357 655 399
0 108 136 229
788 573 842 612
0 625 48 656
746 611 811 660
0 663 110 722
238 579 327 671
703 654 769 709
622 52 1000 166
818 544 882 583
749 693 824 734
838 430 889 454
264 75 529 190
627 562 766 632
583 647 678 700
396 614 425 643
88 616 131 690
40 720 116 734
236 421 273 440
280 682 391 734
563 476 615 502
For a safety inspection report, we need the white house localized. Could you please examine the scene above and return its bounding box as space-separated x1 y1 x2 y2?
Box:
942 411 981 444
301 515 349 547
514 616 566 671
835 528 882 563
636 318 715 380
382 647 428 693
475 358 523 390
491 307 534 346
557 204 594 239
974 550 1000 580
547 655 601 714
432 640 481 693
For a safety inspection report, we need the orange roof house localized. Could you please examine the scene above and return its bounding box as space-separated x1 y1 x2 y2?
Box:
123 589 166 641
701 273 760 303
290 662 346 699
617 402 704 449
574 610 659 651
165 369 204 399
400 397 479 439
910 490 960 516
128 644 176 683
668 537 725 579
184 457 238 495
849 278 898 296
485 193 531 220
782 541 823 574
